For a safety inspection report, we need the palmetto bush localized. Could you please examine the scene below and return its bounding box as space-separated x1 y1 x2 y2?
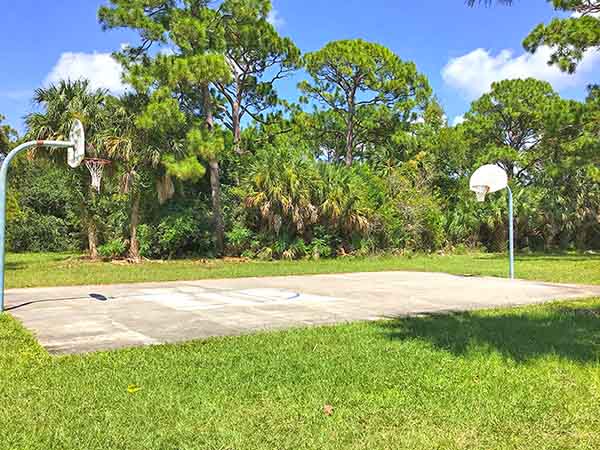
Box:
238 144 446 258
317 163 372 239
244 144 320 236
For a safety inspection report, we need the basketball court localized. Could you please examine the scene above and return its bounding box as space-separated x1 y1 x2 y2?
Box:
6 271 600 354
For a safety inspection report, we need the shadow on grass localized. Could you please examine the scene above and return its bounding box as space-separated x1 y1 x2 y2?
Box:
380 305 600 363
517 256 600 263
472 252 600 262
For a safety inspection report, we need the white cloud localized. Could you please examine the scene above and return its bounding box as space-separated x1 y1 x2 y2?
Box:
452 115 465 127
442 47 600 99
158 46 176 56
267 8 285 28
45 52 126 94
571 11 600 18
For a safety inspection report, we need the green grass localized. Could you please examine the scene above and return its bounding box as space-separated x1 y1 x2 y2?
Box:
1 298 599 449
5 251 600 289
2 253 600 448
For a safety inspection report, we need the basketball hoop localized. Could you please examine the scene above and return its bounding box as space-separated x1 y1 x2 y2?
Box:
468 164 515 279
471 185 489 202
84 158 111 192
469 165 508 203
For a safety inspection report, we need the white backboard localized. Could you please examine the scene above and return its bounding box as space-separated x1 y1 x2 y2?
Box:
469 164 508 194
68 119 85 168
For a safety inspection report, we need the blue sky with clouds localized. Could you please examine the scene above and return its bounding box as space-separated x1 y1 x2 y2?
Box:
1 1 598 134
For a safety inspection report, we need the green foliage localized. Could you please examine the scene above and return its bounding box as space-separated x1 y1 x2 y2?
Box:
5 1 598 260
236 142 446 257
0 114 16 154
215 0 300 148
299 39 431 165
8 212 77 252
462 78 566 183
100 0 241 256
244 143 320 235
225 224 255 255
162 153 206 182
469 1 600 73
523 1 600 73
26 80 107 149
98 239 127 259
135 87 187 134
7 161 81 253
139 202 215 259
157 214 200 258
455 78 599 250
24 79 117 258
186 127 226 162
137 223 154 258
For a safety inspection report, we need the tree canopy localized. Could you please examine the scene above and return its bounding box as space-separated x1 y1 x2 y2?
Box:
1 0 598 260
469 0 600 73
0 114 16 154
299 39 431 166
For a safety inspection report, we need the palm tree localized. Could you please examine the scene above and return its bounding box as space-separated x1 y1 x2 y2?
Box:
245 144 319 236
26 80 109 259
101 94 166 261
317 164 370 238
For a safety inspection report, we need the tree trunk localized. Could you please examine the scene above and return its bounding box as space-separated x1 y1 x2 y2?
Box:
203 83 225 256
232 100 242 154
87 221 98 260
345 122 354 166
209 159 224 256
345 94 356 166
128 191 141 262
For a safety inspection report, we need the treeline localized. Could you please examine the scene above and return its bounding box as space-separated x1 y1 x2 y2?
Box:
1 0 598 260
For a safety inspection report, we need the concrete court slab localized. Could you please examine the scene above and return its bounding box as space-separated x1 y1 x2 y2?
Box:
5 271 600 355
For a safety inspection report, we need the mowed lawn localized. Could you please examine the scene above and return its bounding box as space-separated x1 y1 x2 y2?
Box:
5 251 600 288
1 253 600 449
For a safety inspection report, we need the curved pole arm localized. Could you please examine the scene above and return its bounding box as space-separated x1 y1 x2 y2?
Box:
0 140 74 312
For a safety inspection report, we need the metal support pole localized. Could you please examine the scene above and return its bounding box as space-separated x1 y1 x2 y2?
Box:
0 140 74 313
507 186 515 280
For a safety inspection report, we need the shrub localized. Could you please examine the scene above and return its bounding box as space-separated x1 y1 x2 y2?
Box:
137 224 156 258
8 210 77 252
225 224 254 255
281 238 308 260
242 144 320 236
153 203 214 258
308 237 333 260
157 215 199 258
377 170 446 252
256 246 273 260
98 239 127 259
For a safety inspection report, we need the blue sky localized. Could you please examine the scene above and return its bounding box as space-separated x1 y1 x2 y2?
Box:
1 0 598 134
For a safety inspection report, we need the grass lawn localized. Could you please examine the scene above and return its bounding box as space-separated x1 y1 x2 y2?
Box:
1 298 599 449
5 251 600 289
2 252 600 449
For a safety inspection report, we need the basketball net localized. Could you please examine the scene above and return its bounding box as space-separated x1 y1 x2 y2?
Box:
84 158 111 192
472 185 490 202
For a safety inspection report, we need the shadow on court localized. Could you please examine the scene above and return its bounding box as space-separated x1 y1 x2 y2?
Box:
6 293 109 312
